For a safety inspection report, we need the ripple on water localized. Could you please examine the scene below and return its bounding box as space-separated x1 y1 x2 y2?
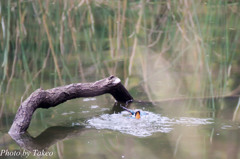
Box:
87 111 213 137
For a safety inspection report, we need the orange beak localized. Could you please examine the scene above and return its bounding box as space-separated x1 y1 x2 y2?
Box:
135 111 140 119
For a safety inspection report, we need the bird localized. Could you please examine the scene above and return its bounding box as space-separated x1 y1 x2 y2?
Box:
120 105 141 119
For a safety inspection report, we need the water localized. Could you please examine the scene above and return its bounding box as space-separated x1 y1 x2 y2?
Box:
1 97 240 159
1 1 240 159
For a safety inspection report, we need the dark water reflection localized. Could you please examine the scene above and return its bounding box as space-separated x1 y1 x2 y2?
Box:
0 97 240 159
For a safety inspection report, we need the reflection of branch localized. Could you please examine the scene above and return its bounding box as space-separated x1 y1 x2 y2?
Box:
9 102 123 152
9 76 133 134
9 126 89 152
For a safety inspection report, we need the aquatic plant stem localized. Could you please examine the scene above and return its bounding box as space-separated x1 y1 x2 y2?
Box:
38 0 63 85
126 0 144 86
6 24 19 94
21 49 50 100
0 0 11 94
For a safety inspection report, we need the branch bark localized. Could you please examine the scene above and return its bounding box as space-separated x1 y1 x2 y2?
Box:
9 76 133 134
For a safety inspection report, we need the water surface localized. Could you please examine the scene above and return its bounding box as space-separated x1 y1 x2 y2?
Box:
1 1 240 159
1 96 240 159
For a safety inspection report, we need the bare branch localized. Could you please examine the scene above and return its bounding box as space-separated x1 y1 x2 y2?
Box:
9 76 133 134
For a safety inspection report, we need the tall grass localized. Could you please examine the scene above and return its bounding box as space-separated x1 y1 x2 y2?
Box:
0 0 240 109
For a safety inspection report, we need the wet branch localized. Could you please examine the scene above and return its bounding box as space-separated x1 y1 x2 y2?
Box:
9 76 133 134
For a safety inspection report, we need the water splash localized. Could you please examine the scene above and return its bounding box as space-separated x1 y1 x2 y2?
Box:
90 105 99 109
62 111 75 115
87 111 213 137
83 98 96 102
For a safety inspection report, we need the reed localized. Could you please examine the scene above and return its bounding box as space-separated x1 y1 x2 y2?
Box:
0 0 239 111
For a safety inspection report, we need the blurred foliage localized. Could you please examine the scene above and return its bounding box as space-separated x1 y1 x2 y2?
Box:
0 0 240 107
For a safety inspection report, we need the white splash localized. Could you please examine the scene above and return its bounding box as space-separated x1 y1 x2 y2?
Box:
87 111 213 137
101 108 110 111
62 111 75 116
91 105 99 109
83 98 96 102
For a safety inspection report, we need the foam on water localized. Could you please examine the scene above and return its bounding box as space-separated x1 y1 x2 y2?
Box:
62 111 75 116
90 105 99 109
87 111 213 137
83 98 96 102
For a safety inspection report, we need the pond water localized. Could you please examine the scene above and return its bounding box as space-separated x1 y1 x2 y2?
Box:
1 95 240 159
1 0 240 159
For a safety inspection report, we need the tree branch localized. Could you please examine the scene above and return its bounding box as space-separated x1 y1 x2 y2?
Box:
9 76 133 134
